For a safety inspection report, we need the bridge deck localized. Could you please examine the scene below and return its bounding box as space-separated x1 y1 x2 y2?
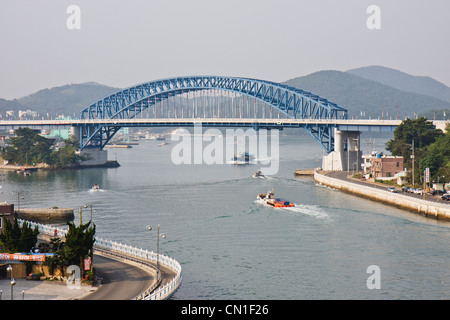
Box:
0 119 447 131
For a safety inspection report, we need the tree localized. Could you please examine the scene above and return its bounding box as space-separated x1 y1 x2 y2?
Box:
2 129 85 168
386 118 448 185
419 125 450 183
50 135 84 168
2 127 53 165
42 237 65 276
386 117 444 185
386 117 443 161
0 217 39 253
64 221 96 278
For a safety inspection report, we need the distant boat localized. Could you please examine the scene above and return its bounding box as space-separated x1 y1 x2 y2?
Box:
158 141 169 146
17 168 31 176
257 189 294 208
230 152 254 165
156 135 165 141
253 170 264 178
92 184 100 191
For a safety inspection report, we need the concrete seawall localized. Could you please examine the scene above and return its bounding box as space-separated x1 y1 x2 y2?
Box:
15 208 74 223
314 171 450 221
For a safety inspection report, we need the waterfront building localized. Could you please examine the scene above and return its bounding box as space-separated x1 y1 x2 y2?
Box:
370 154 406 184
0 203 14 234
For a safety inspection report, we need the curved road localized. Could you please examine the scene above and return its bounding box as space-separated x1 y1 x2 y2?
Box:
81 254 156 300
327 171 450 204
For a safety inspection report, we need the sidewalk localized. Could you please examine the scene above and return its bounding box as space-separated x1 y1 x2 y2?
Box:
0 278 98 300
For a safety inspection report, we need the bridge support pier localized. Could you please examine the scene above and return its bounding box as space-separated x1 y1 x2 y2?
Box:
71 126 109 166
322 129 362 172
80 148 108 166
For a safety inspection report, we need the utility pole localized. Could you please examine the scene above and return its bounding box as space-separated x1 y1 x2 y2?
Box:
347 138 350 176
411 140 415 187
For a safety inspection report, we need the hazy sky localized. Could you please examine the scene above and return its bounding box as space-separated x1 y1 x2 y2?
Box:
1 0 449 99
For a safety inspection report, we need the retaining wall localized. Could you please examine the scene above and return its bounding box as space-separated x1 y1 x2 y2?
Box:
15 208 74 223
314 171 450 221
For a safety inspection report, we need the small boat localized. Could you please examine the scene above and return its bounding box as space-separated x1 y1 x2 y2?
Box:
257 189 294 208
92 184 100 191
231 152 254 165
253 170 264 178
17 168 31 176
158 141 169 146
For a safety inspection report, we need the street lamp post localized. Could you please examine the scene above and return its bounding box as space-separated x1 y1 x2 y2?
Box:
146 224 166 281
16 192 24 211
6 265 15 300
84 204 95 222
405 140 415 187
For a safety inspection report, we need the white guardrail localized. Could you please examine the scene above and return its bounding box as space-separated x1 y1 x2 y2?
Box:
18 219 182 300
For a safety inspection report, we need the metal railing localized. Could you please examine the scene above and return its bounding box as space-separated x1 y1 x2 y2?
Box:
18 219 182 300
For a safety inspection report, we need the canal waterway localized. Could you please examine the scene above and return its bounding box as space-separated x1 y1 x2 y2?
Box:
1 131 449 299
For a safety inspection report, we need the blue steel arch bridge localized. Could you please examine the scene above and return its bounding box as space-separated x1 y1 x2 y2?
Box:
76 75 348 152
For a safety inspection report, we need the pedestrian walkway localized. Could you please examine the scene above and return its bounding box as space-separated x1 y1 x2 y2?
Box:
0 252 160 300
0 278 97 300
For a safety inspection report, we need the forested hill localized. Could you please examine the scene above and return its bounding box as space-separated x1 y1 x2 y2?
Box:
0 82 119 118
346 65 450 104
1 66 449 120
283 70 450 120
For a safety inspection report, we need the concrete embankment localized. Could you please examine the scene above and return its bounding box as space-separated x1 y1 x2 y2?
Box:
294 168 316 176
15 208 74 223
314 170 450 221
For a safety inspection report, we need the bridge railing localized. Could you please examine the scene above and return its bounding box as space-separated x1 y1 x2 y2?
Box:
17 219 182 300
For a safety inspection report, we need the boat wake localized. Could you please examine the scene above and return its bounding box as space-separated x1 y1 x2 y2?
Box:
283 204 329 220
255 199 329 220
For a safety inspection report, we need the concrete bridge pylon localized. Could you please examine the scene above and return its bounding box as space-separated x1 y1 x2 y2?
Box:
322 128 362 172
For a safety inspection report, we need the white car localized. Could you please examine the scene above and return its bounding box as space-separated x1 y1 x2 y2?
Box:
414 188 423 195
387 187 397 193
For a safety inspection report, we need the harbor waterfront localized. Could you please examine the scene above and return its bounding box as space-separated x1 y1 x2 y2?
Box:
1 133 449 299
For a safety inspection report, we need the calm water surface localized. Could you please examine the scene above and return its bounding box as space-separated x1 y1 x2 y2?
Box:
2 132 449 299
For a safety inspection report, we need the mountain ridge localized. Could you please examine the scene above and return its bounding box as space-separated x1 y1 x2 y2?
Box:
346 65 450 104
282 69 450 119
1 67 449 119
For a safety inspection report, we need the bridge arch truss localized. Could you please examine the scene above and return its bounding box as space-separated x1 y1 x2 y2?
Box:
77 76 348 152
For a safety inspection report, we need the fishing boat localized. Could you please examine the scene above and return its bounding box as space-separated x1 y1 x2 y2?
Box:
253 170 264 178
257 189 294 208
92 184 100 191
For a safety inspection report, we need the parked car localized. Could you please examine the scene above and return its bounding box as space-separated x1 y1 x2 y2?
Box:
388 186 397 193
414 188 423 195
408 188 416 193
442 194 450 201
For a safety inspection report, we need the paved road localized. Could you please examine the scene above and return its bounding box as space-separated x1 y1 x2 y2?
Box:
81 254 157 300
